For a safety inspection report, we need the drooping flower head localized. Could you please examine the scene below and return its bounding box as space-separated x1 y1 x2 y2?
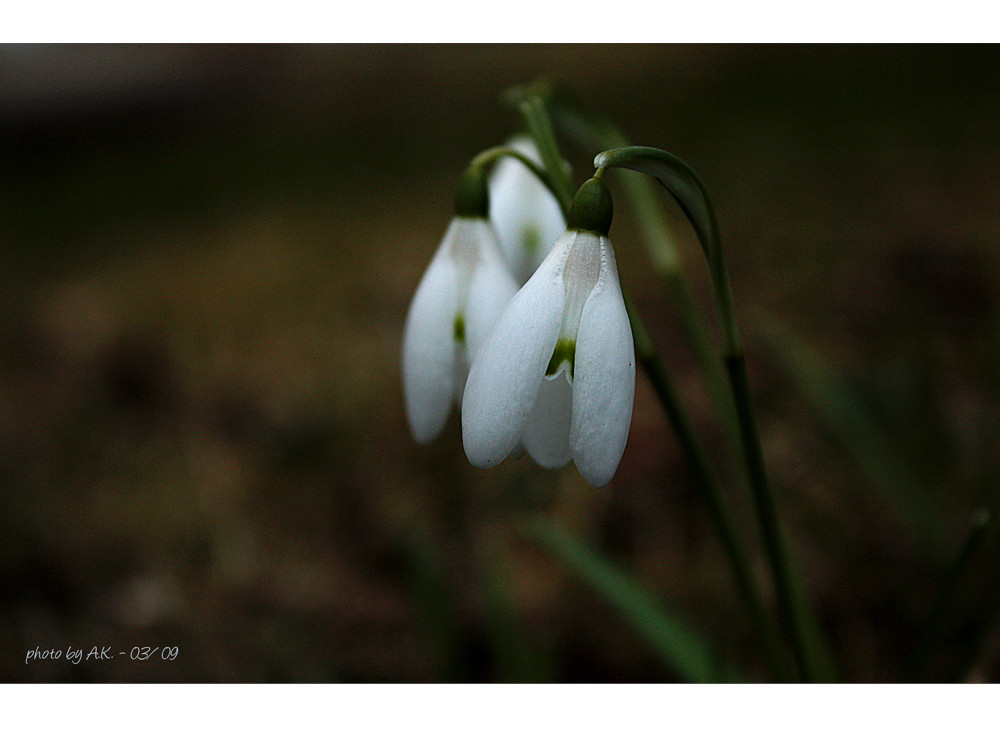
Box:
462 177 635 487
402 167 519 444
488 135 567 285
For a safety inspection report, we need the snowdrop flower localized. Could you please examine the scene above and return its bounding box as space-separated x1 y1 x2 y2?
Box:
462 177 635 487
402 167 519 444
488 135 566 284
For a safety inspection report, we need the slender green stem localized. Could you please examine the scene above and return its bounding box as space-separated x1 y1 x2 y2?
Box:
711 214 830 680
660 267 741 445
710 206 831 681
596 145 835 682
726 354 833 682
517 96 575 214
626 294 791 680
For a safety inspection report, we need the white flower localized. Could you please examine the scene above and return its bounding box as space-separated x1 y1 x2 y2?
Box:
402 216 519 444
461 186 635 487
489 135 566 284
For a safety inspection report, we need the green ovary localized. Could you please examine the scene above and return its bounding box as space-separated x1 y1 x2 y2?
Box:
454 314 465 344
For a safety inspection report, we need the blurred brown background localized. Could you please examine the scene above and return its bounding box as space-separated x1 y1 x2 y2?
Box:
2 44 999 682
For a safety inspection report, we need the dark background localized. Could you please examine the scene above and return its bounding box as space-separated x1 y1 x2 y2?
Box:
2 44 999 682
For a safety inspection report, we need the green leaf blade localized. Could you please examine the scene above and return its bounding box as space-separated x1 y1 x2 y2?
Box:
524 517 741 683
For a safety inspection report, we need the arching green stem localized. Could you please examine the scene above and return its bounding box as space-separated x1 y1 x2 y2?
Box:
468 145 565 213
596 145 835 682
596 147 739 355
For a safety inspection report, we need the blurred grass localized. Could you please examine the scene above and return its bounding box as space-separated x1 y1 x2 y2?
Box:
2 44 1000 682
524 517 741 683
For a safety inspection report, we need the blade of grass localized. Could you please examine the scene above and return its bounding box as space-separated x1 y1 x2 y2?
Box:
759 315 937 546
403 528 468 681
475 537 558 683
906 508 993 681
523 516 742 683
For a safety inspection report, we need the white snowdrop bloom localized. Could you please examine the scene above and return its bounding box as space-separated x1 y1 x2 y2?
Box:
402 171 519 444
462 178 635 487
488 135 567 284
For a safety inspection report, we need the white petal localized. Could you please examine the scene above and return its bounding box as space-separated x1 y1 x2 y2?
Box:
522 372 574 469
461 237 570 468
463 222 519 362
570 236 636 487
489 136 566 284
457 244 518 405
523 194 568 277
402 239 458 444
